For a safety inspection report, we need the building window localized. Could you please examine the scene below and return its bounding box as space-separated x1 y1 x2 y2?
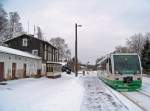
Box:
22 38 28 46
48 53 52 61
45 44 47 50
44 51 47 60
32 50 38 56
47 64 53 72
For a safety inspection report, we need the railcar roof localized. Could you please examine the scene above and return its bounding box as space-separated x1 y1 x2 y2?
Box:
0 46 41 60
111 53 138 55
97 53 139 65
97 56 109 65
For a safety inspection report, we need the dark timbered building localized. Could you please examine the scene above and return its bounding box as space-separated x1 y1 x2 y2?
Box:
4 34 59 63
4 34 59 76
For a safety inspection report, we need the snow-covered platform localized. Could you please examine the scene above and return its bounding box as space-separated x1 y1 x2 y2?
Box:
0 72 149 111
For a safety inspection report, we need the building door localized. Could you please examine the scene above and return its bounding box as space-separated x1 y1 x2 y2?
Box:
23 64 26 78
12 63 16 79
0 62 4 81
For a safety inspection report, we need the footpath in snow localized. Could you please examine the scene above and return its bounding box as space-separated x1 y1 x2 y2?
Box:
0 72 146 111
80 76 129 111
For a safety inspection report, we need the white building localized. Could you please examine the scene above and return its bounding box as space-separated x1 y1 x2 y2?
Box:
0 46 42 81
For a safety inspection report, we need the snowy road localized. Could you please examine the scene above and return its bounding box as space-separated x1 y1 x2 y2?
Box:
0 73 150 111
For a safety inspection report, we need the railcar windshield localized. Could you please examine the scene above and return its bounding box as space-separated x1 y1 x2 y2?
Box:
113 55 141 74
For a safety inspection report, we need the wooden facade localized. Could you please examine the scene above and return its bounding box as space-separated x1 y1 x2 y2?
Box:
4 34 59 63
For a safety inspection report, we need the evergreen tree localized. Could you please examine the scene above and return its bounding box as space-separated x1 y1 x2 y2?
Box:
141 37 150 70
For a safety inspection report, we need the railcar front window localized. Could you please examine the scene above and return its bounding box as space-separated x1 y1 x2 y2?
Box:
113 55 141 74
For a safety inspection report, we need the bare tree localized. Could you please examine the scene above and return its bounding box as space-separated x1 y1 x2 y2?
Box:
114 45 130 53
126 33 145 56
50 37 71 61
65 49 71 61
145 32 150 41
37 26 43 40
8 12 23 38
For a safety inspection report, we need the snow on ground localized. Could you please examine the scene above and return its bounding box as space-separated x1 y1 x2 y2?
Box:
120 76 150 111
123 91 150 111
0 73 83 111
0 72 150 111
139 77 150 96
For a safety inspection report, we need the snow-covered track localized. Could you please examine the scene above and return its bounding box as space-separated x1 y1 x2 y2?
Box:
104 85 129 110
97 76 150 111
120 92 148 111
138 91 150 98
98 79 130 111
99 79 148 111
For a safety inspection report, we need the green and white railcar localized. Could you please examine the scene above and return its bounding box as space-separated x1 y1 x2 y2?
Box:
97 53 142 91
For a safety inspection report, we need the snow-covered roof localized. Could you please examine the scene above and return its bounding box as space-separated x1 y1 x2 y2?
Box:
97 56 108 65
97 53 139 65
47 61 67 65
0 46 41 60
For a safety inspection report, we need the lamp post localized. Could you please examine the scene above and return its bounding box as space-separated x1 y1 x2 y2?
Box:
75 23 82 77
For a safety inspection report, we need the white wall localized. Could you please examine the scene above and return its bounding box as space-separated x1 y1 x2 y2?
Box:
0 52 42 80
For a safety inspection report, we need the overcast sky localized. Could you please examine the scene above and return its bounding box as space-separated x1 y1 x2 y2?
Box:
4 0 150 64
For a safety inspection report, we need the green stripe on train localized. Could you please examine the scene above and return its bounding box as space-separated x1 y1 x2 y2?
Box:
99 77 142 91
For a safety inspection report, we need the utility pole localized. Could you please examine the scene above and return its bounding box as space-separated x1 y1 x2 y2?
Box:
75 23 82 77
75 23 78 77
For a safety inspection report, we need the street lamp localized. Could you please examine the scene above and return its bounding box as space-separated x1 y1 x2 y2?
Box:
75 23 82 77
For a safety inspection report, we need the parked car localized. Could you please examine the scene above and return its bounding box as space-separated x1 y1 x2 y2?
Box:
62 66 71 74
66 69 71 74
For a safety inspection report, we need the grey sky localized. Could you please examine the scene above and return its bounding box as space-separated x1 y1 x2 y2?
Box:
4 0 150 64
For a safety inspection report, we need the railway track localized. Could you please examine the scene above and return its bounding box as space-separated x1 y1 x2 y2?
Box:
98 78 150 111
120 92 148 111
102 84 148 111
98 80 130 111
138 91 150 98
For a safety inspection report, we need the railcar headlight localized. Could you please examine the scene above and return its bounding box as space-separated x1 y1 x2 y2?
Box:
115 71 119 74
137 71 140 74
